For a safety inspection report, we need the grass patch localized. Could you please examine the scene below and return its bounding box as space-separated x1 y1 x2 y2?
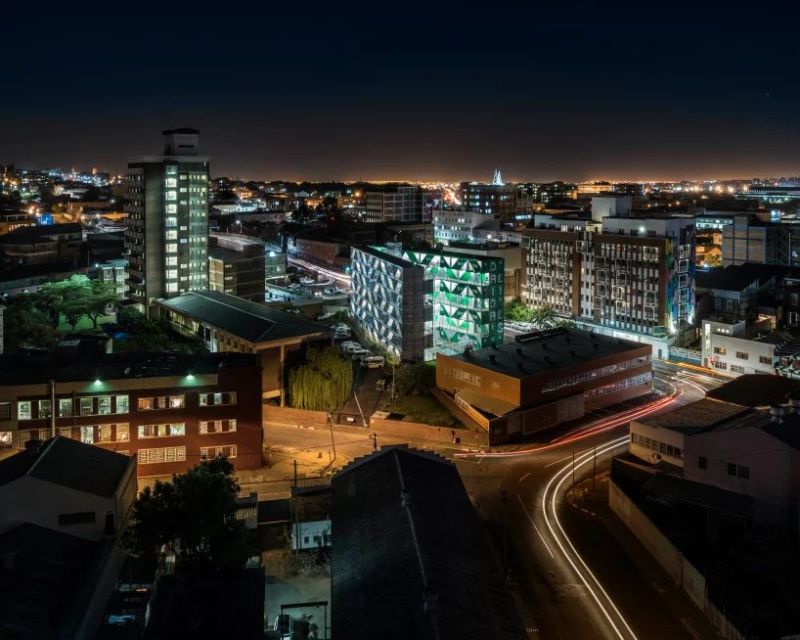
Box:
386 393 459 427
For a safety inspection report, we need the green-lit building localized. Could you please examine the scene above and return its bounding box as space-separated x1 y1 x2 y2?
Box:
350 244 504 361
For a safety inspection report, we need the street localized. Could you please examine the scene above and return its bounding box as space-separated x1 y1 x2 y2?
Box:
256 364 723 638
454 370 720 639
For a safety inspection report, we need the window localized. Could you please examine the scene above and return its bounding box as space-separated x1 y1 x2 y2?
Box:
80 397 93 416
116 395 129 414
138 396 184 410
737 465 750 479
0 403 10 420
17 401 31 420
97 423 129 443
199 392 237 407
138 423 186 439
81 426 95 444
137 446 186 465
735 351 749 360
98 396 112 415
759 355 772 365
58 512 96 526
38 400 51 419
730 365 745 374
0 432 12 449
200 419 237 434
713 361 728 371
200 444 237 459
58 398 73 417
713 347 726 355
727 462 737 476
698 456 707 470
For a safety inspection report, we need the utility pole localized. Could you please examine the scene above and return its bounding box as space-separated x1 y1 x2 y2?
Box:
49 380 56 438
328 413 336 463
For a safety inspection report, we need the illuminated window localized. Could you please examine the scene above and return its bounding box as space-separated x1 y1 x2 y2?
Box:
38 400 51 419
17 401 31 420
137 446 186 464
138 423 185 439
199 419 237 434
166 191 177 201
58 398 73 417
166 204 178 214
165 177 177 188
116 395 129 414
200 444 237 459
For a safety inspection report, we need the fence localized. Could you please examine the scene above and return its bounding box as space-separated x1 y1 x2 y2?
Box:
609 479 746 640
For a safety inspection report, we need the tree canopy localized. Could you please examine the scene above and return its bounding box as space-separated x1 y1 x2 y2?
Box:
288 346 353 411
40 274 117 329
122 456 253 576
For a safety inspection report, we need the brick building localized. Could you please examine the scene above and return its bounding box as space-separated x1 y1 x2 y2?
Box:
0 352 263 479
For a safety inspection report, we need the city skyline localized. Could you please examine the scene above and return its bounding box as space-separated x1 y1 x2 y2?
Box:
2 16 799 182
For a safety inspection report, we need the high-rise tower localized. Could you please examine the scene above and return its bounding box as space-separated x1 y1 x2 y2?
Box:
125 128 210 309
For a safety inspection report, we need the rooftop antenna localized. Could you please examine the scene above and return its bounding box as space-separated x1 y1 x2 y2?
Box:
491 168 504 186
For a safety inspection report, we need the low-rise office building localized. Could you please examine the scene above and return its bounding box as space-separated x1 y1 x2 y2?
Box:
436 327 652 442
0 351 263 478
701 318 782 376
154 290 328 403
628 397 800 522
208 232 266 302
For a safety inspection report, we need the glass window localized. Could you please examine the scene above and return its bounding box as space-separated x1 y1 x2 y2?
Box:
727 462 737 476
58 398 73 417
98 396 112 415
17 401 31 420
138 397 155 411
38 400 51 419
0 403 10 420
0 431 12 449
116 395 129 414
80 397 93 416
168 396 185 409
99 424 113 442
117 424 129 442
80 426 95 444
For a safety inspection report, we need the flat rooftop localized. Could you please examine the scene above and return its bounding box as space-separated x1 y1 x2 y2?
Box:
0 351 258 386
696 268 759 292
707 374 800 407
636 398 762 435
444 327 649 379
158 290 327 343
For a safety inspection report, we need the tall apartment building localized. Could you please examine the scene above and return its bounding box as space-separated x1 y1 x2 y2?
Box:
208 232 266 302
523 206 695 353
364 185 423 223
722 215 784 267
350 245 504 361
125 128 209 309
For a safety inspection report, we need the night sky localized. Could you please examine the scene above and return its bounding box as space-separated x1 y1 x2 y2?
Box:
2 14 799 182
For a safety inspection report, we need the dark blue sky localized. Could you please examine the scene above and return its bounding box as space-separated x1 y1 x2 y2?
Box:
1 14 799 182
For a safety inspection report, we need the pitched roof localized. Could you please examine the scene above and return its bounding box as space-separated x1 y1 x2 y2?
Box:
0 437 133 497
156 290 327 343
331 446 526 640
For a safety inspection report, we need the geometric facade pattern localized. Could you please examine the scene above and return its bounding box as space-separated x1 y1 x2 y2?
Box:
351 245 504 361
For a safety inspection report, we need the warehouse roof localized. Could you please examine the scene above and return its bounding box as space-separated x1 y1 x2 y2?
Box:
156 290 327 343
332 446 526 640
443 327 649 379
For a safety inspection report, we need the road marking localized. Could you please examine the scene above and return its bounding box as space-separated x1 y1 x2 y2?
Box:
516 493 555 559
544 448 592 468
518 472 531 483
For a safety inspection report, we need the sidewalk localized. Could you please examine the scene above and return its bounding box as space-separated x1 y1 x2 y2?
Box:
564 473 719 640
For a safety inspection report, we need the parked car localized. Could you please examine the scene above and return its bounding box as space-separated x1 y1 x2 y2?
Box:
362 355 385 368
350 349 372 360
340 341 362 354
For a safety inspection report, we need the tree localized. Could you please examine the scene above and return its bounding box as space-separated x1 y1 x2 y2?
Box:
122 456 252 577
505 299 535 322
40 274 116 330
529 305 557 329
2 293 61 351
288 346 353 411
394 363 436 396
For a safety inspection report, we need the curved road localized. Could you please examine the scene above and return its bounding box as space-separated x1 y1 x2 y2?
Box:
455 371 718 639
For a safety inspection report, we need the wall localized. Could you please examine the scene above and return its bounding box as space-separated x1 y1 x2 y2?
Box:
0 476 116 541
609 479 745 640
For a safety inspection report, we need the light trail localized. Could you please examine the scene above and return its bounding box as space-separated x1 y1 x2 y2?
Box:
541 435 637 640
288 256 352 288
454 387 680 460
